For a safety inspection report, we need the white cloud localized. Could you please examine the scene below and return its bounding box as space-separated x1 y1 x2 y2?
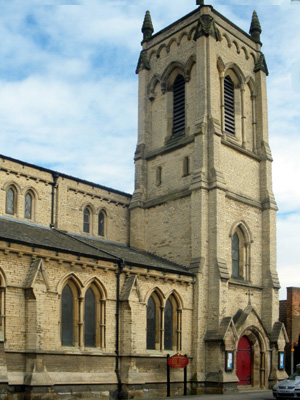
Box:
278 213 300 299
0 1 297 298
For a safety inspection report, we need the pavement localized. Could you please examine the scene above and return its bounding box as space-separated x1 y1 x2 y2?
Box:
154 390 274 400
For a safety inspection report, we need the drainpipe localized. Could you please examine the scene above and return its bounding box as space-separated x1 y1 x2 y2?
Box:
115 260 125 400
50 172 59 228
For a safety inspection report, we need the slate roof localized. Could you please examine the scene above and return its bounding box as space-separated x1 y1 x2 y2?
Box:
0 217 193 276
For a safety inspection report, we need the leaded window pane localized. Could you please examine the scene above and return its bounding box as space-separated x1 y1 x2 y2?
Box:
61 284 74 346
147 296 156 349
98 212 104 236
232 232 239 277
84 288 96 347
83 208 90 233
25 193 32 219
6 188 14 215
164 299 173 350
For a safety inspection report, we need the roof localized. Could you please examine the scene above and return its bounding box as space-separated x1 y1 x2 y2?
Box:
0 153 132 199
146 5 257 49
0 217 193 277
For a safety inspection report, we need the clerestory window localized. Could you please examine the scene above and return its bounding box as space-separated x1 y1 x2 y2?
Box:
24 192 33 219
83 207 91 233
6 187 16 215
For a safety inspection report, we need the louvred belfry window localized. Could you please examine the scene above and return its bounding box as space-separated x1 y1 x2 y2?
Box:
172 74 185 137
224 75 235 135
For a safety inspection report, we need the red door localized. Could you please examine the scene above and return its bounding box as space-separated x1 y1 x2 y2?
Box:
236 336 252 385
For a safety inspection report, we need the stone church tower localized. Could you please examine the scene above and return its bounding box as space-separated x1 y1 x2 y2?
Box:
130 2 287 391
0 2 288 398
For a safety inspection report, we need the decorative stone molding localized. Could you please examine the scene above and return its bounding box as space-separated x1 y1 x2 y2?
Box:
193 15 221 41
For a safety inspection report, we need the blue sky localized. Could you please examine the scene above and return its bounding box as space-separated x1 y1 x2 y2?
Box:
0 0 298 299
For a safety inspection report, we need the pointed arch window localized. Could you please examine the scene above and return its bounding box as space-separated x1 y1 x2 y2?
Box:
164 294 181 351
84 283 105 348
6 187 16 215
232 232 240 278
24 192 33 219
147 292 182 351
98 211 105 237
147 292 162 350
164 298 173 350
61 284 74 346
231 225 251 281
172 74 185 137
83 207 90 233
224 75 235 135
84 287 96 347
147 296 156 350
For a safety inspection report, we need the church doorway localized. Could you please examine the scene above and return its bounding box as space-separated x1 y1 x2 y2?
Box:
236 336 252 385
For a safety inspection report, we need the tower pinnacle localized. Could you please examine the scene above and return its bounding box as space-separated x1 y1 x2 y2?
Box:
196 0 204 5
249 10 262 43
142 10 154 41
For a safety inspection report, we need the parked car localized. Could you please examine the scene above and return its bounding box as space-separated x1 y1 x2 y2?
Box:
273 365 300 398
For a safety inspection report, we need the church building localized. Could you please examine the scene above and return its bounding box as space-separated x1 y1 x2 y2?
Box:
0 2 287 399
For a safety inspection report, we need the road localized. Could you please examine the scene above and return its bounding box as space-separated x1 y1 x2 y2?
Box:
155 390 274 400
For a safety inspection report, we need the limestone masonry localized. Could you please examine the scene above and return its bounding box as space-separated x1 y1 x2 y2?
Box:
0 3 288 400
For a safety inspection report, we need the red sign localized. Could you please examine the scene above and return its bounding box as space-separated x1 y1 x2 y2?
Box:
167 354 189 368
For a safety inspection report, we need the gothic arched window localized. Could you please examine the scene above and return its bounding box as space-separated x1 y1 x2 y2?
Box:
232 232 240 278
231 225 250 280
164 294 181 351
98 211 105 237
172 74 185 137
84 287 96 347
6 187 16 215
24 192 33 219
147 296 156 350
224 75 235 135
164 298 173 350
83 207 90 233
61 284 74 346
